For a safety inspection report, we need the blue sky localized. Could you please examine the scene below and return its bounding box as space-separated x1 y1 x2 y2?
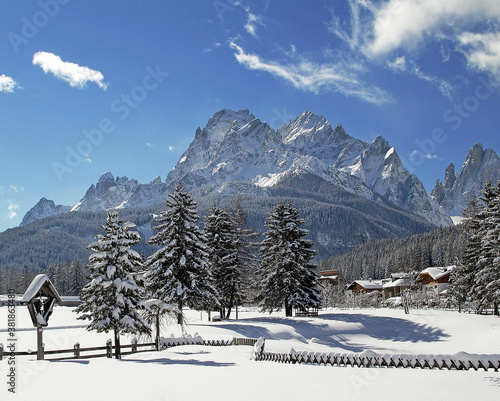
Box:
1 0 500 232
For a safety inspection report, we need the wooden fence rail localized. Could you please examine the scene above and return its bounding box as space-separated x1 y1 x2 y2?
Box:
255 350 500 372
0 337 257 361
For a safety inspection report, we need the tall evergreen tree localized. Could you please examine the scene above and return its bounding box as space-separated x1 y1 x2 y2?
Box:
231 196 260 307
257 200 320 316
474 181 500 314
144 183 217 324
75 212 150 358
450 196 482 311
69 258 87 296
204 205 242 319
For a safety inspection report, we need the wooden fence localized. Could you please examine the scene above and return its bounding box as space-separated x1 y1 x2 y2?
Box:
255 350 500 372
0 337 257 361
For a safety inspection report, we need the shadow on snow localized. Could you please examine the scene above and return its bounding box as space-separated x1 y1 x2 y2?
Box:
192 312 450 353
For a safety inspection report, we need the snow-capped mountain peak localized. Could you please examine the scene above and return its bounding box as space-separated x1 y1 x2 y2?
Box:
22 108 455 227
98 171 114 182
431 143 500 217
20 197 71 226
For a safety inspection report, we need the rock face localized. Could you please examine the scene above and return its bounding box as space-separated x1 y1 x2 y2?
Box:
22 109 453 227
167 109 452 226
70 172 169 212
431 143 500 216
20 198 71 226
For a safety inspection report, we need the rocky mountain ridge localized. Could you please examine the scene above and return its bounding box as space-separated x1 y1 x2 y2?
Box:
431 143 500 216
22 108 453 227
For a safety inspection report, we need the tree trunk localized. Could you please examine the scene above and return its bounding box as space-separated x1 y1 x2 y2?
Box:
494 302 499 316
155 312 160 350
226 306 232 320
285 300 292 317
177 301 183 325
114 328 121 359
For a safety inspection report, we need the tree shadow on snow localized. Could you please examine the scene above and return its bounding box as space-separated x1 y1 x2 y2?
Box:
123 357 236 367
203 312 449 353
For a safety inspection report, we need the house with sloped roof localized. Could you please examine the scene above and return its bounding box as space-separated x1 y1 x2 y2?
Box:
415 266 455 296
346 279 383 294
382 274 413 300
318 270 347 289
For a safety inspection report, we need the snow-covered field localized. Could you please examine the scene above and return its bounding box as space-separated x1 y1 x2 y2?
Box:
1 306 500 400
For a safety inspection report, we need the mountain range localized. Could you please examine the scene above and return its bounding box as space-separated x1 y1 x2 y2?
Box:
430 143 500 217
3 108 498 270
22 109 453 227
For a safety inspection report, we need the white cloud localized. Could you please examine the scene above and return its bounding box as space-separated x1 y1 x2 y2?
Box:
7 201 19 220
410 150 439 161
245 12 264 38
168 146 175 152
411 66 455 101
366 0 500 57
387 56 407 71
229 41 392 104
9 185 23 193
146 142 155 148
203 42 222 53
0 74 20 93
32 51 108 90
459 31 500 81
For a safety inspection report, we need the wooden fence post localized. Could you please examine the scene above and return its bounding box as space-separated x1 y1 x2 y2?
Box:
37 326 44 360
73 343 80 358
0 343 3 361
132 338 137 353
106 339 112 358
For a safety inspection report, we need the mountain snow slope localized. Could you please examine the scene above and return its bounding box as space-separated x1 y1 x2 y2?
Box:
20 198 71 226
431 143 500 217
21 109 452 227
167 109 452 226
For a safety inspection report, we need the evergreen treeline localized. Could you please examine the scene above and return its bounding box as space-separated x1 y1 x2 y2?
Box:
74 184 319 358
0 175 438 272
450 181 500 314
319 225 466 282
0 258 88 296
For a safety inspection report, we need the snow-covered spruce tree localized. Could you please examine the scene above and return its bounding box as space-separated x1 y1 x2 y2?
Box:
449 196 482 312
204 205 242 319
144 182 217 324
231 196 260 304
257 200 320 317
75 212 150 359
474 181 500 315
69 258 87 296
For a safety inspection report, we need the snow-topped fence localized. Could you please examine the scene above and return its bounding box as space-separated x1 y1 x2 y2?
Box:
254 347 500 372
0 335 258 361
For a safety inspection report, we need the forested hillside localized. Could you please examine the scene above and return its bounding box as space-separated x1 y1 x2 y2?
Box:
319 225 466 282
0 174 438 274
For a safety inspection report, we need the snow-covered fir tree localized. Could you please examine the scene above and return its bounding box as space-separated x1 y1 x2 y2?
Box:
204 204 242 319
450 196 482 311
257 200 320 316
144 182 217 324
231 196 260 303
75 211 150 358
69 258 87 296
474 181 500 314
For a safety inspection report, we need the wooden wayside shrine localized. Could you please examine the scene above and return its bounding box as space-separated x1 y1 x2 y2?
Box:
21 274 62 360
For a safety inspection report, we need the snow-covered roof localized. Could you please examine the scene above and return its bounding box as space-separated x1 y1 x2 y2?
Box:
22 274 62 303
383 278 412 288
348 280 383 290
390 272 409 280
418 266 455 281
